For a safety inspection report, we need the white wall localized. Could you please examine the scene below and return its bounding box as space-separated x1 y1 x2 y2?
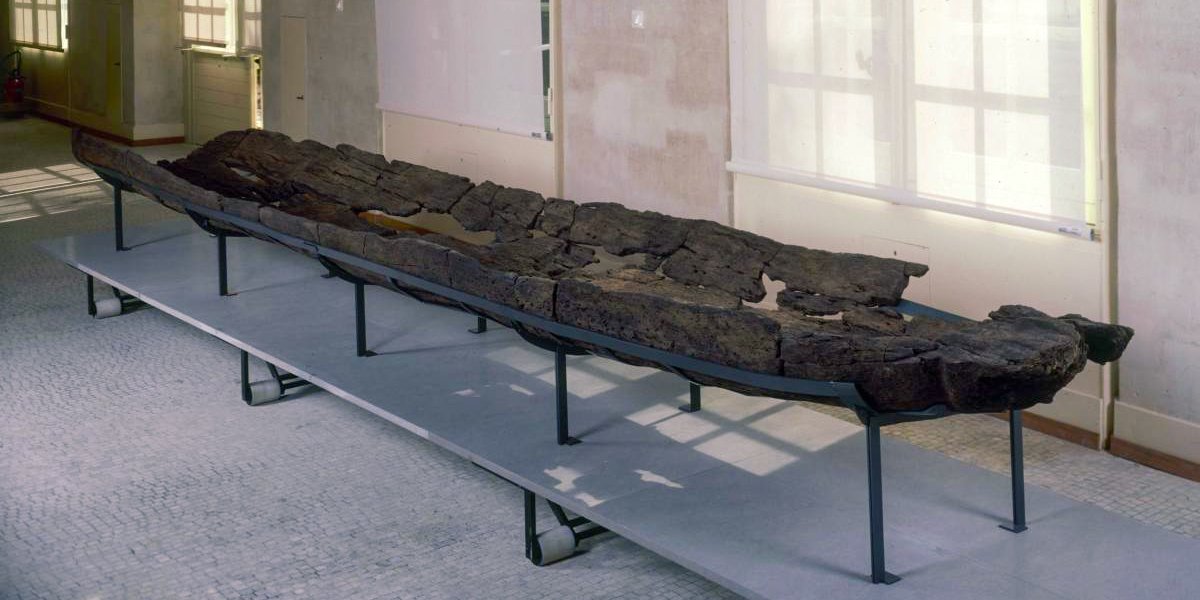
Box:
129 0 184 139
1114 0 1200 463
383 112 557 198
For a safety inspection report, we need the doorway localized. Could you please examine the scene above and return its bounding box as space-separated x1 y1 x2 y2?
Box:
280 16 308 141
104 2 122 122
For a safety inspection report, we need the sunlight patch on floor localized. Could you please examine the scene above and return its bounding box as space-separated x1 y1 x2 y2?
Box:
0 183 108 225
0 163 98 194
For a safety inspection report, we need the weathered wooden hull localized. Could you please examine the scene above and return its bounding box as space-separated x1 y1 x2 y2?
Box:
72 129 1133 414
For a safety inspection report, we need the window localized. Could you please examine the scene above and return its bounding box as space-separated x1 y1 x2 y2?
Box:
240 0 262 53
180 0 262 54
181 0 229 48
11 0 65 51
729 0 1102 237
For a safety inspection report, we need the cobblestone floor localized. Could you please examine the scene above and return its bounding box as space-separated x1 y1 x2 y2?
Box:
2 120 1199 599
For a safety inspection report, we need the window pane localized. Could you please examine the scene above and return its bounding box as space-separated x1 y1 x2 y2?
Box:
242 0 262 50
983 0 1051 98
43 10 60 48
914 100 976 203
185 12 198 41
768 85 817 172
983 109 1052 214
823 90 880 183
913 0 974 91
13 2 36 45
182 0 228 45
820 0 874 81
767 0 815 74
36 9 49 44
199 13 211 41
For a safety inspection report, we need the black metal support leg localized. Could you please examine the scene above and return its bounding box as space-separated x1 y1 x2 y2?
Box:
86 275 143 319
217 233 231 296
524 489 537 561
240 350 250 401
866 422 900 584
113 186 126 252
522 488 603 566
1000 409 1029 533
355 281 376 357
86 274 96 316
679 382 702 413
240 349 309 405
556 345 580 446
469 316 488 334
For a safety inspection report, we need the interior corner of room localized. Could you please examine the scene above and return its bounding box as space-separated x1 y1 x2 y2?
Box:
2 0 1197 481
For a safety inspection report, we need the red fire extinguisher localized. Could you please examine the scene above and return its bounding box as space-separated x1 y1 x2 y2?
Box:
3 50 25 105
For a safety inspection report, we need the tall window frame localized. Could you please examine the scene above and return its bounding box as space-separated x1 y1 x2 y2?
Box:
179 0 263 55
728 0 1105 239
11 0 67 52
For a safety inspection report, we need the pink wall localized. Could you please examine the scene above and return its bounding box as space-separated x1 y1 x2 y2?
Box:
560 0 732 223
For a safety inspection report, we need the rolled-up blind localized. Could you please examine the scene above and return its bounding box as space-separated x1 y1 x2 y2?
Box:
729 0 1101 236
375 0 546 138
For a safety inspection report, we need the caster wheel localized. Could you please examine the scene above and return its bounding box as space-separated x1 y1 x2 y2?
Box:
246 379 283 405
530 526 577 566
93 297 123 319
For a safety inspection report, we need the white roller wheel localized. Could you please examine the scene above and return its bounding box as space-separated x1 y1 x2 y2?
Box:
93 297 123 319
246 379 283 405
533 526 576 566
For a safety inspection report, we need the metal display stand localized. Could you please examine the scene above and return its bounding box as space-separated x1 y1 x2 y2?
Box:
525 489 609 565
87 165 1029 584
680 382 703 413
85 274 145 319
239 350 311 406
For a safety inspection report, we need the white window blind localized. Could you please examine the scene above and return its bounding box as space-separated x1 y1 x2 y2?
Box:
375 0 547 138
12 0 64 51
729 0 1101 237
239 0 261 52
182 0 229 47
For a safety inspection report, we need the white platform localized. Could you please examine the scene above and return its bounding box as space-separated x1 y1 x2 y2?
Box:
38 219 1200 600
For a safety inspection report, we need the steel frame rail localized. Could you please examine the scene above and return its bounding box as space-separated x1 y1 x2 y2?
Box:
92 167 1029 584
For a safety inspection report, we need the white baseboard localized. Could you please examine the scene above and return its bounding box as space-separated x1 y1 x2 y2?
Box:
1113 402 1200 465
382 110 557 198
1028 387 1105 447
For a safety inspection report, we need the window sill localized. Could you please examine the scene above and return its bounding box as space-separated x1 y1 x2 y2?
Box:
13 42 64 53
181 44 237 57
726 160 1098 241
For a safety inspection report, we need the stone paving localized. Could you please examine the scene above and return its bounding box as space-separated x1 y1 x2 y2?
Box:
2 119 1199 599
